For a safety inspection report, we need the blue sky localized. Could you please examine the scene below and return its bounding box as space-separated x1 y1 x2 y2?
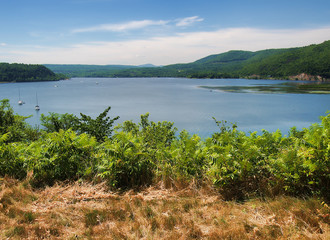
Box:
1 0 330 65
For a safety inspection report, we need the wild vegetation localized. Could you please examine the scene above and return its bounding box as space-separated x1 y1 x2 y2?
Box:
0 63 66 82
0 99 329 199
46 40 330 80
0 99 329 238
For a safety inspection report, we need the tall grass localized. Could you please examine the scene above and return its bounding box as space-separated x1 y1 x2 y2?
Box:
0 178 329 239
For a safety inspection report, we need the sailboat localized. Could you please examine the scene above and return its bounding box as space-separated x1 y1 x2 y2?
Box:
35 92 40 111
18 89 24 105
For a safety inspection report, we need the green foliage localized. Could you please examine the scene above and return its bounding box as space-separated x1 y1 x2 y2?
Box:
77 106 119 142
206 120 273 200
0 99 15 134
206 115 330 200
137 113 176 149
97 132 154 188
26 130 98 186
40 112 79 132
272 113 330 199
0 99 329 201
239 41 330 78
41 107 119 142
45 64 138 78
0 63 65 82
0 138 27 179
0 99 38 142
117 113 178 185
170 130 206 182
98 113 177 188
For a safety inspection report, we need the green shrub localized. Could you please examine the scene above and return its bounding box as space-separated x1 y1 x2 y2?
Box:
26 129 98 186
273 113 330 200
0 134 27 179
41 106 119 142
98 132 154 188
169 130 207 182
0 99 35 142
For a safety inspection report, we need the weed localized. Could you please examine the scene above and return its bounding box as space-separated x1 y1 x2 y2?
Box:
0 192 13 210
144 206 155 219
183 202 193 212
5 225 26 238
163 214 177 230
111 208 126 221
151 218 159 232
23 211 36 223
85 210 101 227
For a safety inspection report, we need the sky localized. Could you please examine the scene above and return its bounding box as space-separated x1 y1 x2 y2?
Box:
1 0 330 66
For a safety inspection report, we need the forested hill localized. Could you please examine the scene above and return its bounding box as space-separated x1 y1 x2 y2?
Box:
0 63 66 82
112 40 330 80
238 40 330 80
43 64 139 78
46 40 330 81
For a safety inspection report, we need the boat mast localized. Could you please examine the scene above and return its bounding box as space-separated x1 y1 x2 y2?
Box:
35 92 40 111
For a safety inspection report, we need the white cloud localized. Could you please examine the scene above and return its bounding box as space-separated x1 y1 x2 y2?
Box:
176 16 204 27
6 26 330 65
73 19 169 33
0 43 7 46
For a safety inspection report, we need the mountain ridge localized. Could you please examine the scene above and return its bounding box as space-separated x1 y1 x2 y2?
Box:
45 40 330 81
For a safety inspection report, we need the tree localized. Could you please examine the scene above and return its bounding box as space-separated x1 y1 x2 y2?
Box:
0 99 34 142
77 106 119 142
40 112 79 132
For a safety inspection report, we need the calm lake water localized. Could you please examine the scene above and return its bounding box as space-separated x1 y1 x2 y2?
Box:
1 78 329 137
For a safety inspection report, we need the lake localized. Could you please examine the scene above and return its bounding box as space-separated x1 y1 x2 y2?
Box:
1 78 329 137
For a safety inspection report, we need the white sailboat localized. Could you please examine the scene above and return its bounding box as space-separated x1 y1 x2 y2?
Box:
35 92 40 111
18 88 24 105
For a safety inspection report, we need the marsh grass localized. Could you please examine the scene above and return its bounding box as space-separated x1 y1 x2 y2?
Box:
0 178 329 239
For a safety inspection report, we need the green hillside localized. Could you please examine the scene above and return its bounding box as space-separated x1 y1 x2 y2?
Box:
239 41 330 79
0 63 66 82
44 64 138 78
45 40 330 80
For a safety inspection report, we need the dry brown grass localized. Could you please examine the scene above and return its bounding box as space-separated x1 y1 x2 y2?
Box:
0 177 329 239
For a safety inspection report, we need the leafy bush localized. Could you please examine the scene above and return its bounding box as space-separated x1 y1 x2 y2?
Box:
0 134 27 179
272 113 330 200
26 130 98 186
170 130 207 183
206 120 274 200
98 132 154 188
0 99 37 142
117 113 178 185
40 112 78 132
206 114 330 201
41 106 119 142
77 106 119 142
